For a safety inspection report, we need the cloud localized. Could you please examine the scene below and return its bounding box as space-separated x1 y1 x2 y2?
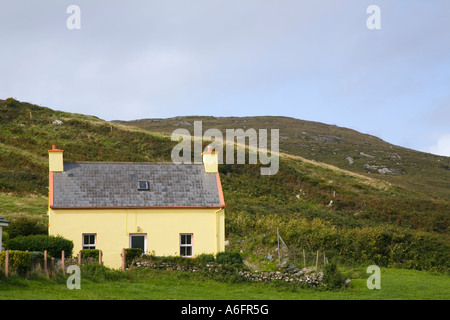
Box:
1 1 450 154
424 134 450 157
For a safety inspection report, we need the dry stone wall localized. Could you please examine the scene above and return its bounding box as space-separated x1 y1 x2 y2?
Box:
132 258 323 286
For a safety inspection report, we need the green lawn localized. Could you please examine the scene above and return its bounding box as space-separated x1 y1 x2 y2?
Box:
1 268 448 300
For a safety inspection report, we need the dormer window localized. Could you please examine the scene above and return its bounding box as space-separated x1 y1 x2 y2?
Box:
138 181 149 191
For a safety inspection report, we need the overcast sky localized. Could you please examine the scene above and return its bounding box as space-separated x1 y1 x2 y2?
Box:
1 1 449 156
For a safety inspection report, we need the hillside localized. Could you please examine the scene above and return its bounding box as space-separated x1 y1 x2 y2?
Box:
113 116 450 200
0 98 175 195
1 98 449 272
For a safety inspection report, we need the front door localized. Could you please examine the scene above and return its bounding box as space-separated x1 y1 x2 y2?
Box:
129 234 146 253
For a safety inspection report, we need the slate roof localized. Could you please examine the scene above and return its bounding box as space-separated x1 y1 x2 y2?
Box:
51 162 224 208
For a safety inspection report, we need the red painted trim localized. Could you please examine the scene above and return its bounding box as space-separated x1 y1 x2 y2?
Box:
61 250 65 274
122 248 126 271
49 172 54 207
50 205 225 210
216 172 225 207
48 145 63 152
5 250 9 278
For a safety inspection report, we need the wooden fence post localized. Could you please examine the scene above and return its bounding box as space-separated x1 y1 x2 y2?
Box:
315 250 319 270
99 250 102 265
302 249 306 268
44 250 48 273
61 250 65 274
122 248 126 271
5 250 9 278
78 251 81 266
276 228 280 267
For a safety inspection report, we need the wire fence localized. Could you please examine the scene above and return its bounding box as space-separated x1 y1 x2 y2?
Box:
276 228 329 271
279 247 330 270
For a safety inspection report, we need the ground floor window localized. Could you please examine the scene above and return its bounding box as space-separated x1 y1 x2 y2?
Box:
180 234 193 257
82 234 96 249
129 234 146 253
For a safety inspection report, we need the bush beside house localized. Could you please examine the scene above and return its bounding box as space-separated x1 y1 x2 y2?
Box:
0 250 31 275
7 235 73 258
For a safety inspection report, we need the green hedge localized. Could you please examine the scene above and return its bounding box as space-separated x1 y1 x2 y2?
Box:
215 251 243 266
122 248 143 267
7 235 73 258
28 251 52 270
228 212 450 272
0 250 31 275
80 263 127 282
6 216 48 239
136 252 243 268
196 253 216 264
79 249 102 260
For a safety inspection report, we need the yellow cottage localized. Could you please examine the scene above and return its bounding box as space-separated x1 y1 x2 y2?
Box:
47 145 225 268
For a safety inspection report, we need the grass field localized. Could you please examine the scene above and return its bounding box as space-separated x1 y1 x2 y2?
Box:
0 267 448 300
1 100 448 307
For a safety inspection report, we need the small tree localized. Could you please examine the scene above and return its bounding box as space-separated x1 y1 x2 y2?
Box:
322 262 347 290
7 216 47 239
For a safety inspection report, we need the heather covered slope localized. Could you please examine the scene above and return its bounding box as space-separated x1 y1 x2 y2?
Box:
1 98 448 271
0 98 174 194
114 116 450 200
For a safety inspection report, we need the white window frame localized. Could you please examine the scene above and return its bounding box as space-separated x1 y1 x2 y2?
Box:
180 233 193 257
82 233 96 250
129 233 147 253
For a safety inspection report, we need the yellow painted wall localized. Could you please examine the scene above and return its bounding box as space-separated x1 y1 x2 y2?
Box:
48 207 225 268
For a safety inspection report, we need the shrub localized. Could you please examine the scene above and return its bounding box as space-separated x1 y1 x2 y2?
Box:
80 249 102 260
322 262 347 290
216 251 243 266
0 250 31 275
28 251 52 270
196 253 216 264
7 235 73 258
1 231 8 249
7 216 48 239
4 97 20 108
123 248 143 267
81 263 126 282
137 254 218 269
